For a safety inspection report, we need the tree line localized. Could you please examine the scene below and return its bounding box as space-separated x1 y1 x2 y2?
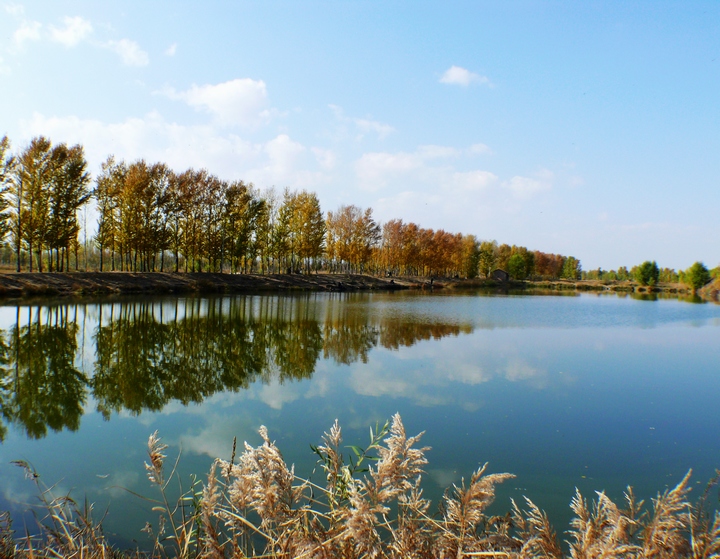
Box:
582 260 718 292
5 133 714 286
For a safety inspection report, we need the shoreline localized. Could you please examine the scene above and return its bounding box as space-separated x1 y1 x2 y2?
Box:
0 271 714 301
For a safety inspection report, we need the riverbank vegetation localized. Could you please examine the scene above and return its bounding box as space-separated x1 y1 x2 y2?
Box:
2 134 716 293
4 414 720 558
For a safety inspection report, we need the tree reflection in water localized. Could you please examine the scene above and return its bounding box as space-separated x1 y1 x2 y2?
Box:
1 306 86 440
0 294 473 440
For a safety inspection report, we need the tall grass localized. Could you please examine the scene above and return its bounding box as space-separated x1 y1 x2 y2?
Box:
4 414 720 558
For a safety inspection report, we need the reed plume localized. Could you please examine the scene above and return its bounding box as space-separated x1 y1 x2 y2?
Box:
4 416 720 559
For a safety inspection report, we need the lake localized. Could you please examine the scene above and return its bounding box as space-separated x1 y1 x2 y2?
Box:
1 289 719 550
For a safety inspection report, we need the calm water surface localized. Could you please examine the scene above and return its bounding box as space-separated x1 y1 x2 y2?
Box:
0 290 719 549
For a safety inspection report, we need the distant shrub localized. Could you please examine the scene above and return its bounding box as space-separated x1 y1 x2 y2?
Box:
683 261 711 292
634 260 660 286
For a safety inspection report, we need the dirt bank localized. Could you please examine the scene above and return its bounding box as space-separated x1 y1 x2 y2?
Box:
699 278 720 301
0 271 412 299
0 272 709 301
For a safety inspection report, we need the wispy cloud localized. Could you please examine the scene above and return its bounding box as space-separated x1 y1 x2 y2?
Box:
164 43 177 56
439 65 491 87
503 169 554 199
13 20 41 46
329 105 394 140
468 143 491 155
9 12 147 68
21 111 331 192
49 16 93 47
5 3 24 16
105 38 149 66
162 78 276 128
354 117 394 139
355 144 496 192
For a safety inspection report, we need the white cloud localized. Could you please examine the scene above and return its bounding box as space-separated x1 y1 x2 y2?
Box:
5 3 24 16
355 151 423 190
452 170 498 191
445 363 491 384
264 134 304 173
13 20 41 46
503 359 548 388
179 412 260 458
20 112 332 192
10 14 148 68
312 147 336 170
21 111 259 178
251 134 330 189
355 144 497 193
165 43 177 56
349 364 450 407
258 381 302 409
468 143 491 155
503 169 553 199
440 65 491 87
105 38 149 66
166 78 273 128
49 16 93 47
354 117 394 139
329 104 394 140
504 176 546 199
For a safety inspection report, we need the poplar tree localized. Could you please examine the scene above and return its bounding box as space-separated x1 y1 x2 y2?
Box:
0 136 14 247
380 219 405 276
460 234 480 278
94 156 126 271
326 205 380 273
45 144 91 271
561 256 582 280
294 190 325 272
10 137 54 272
478 240 497 278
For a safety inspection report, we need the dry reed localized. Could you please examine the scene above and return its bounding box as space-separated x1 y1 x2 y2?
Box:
3 414 720 559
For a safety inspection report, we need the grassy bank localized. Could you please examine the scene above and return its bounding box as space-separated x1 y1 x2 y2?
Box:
4 414 719 558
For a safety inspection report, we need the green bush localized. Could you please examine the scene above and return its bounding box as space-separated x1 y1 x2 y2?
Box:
683 261 711 292
634 260 659 286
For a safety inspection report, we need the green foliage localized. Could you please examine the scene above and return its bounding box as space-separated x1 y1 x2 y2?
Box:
683 261 711 292
460 234 480 278
310 419 389 508
0 136 14 245
561 256 582 280
634 260 660 286
495 243 512 272
583 268 605 281
478 240 497 278
507 253 527 280
659 267 679 283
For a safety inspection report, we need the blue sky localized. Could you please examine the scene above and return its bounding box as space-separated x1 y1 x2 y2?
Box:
0 1 718 270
